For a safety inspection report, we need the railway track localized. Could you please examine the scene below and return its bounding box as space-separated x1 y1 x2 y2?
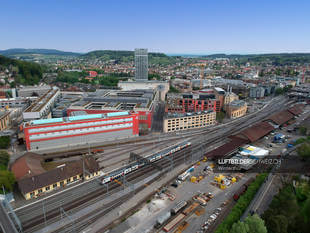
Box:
17 97 291 232
21 147 193 232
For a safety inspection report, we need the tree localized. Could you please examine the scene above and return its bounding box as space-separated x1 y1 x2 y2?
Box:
245 214 268 233
216 111 225 123
0 150 10 170
267 215 288 233
231 221 249 233
299 126 307 136
297 143 310 160
302 196 310 222
230 215 267 233
0 136 10 149
0 170 15 193
169 85 180 93
275 88 284 95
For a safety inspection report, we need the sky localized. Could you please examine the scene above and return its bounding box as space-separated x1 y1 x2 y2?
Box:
0 0 310 54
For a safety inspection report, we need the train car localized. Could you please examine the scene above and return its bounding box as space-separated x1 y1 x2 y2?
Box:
154 211 171 229
182 202 199 215
163 213 185 232
101 141 191 185
171 200 188 215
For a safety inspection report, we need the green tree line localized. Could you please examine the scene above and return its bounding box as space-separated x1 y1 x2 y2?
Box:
0 55 43 85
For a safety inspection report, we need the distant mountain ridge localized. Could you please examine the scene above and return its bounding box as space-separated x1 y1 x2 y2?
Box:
0 48 81 56
81 50 168 58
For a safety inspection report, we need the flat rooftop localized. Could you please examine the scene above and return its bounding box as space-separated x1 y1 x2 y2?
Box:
165 110 215 119
25 88 59 113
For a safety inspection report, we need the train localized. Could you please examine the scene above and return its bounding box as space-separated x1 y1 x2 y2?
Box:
101 141 191 185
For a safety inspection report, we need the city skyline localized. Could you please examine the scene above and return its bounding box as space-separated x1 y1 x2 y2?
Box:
1 0 310 54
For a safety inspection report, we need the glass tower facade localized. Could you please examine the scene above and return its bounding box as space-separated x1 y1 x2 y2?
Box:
134 48 148 80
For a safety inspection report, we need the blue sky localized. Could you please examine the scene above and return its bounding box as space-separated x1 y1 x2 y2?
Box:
0 0 309 54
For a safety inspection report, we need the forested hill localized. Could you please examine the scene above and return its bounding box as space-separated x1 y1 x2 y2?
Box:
81 50 177 65
0 48 80 57
0 55 43 85
200 53 310 65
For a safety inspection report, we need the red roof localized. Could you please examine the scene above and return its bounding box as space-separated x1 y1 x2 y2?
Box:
267 110 294 126
205 137 249 159
233 121 275 142
11 153 45 180
88 71 98 77
288 104 304 116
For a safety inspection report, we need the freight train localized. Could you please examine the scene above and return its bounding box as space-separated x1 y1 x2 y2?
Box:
233 177 255 201
101 141 191 185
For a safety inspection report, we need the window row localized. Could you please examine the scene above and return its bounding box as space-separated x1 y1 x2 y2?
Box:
29 123 133 140
29 117 133 133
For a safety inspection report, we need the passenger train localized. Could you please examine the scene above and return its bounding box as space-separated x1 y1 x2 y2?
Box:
101 141 191 185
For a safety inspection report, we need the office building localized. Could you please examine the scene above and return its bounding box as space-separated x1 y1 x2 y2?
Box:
163 111 216 133
135 48 148 80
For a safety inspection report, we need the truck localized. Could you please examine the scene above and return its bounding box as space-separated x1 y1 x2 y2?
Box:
273 133 285 143
178 172 190 181
193 196 207 206
155 211 171 229
163 213 186 232
171 200 187 215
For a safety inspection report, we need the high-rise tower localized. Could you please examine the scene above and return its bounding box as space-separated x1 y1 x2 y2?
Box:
134 48 148 80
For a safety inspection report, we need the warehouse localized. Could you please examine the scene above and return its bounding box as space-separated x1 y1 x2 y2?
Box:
23 111 139 151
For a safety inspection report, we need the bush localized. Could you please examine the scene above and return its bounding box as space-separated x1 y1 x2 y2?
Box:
0 150 9 170
0 136 10 149
0 170 15 193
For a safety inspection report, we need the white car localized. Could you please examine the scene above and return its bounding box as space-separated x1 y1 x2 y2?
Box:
210 214 217 220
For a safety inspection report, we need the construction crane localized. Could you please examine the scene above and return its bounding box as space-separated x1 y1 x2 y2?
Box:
302 67 306 83
190 62 207 89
